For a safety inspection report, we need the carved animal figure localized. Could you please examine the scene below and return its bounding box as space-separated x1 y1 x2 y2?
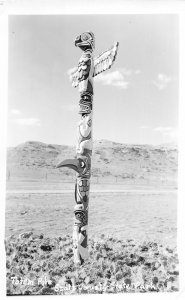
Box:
57 32 119 265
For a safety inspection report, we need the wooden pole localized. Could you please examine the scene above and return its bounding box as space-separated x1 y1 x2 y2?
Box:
57 32 119 265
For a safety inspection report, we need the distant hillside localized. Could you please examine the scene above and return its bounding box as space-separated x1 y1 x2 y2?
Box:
7 140 178 183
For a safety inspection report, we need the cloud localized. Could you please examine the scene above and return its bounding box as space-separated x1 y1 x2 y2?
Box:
14 118 41 126
96 70 129 89
10 109 21 115
140 125 149 129
154 127 178 140
94 68 141 89
154 126 172 132
9 111 41 126
119 68 141 76
135 70 141 75
67 66 141 90
95 71 129 89
153 73 173 90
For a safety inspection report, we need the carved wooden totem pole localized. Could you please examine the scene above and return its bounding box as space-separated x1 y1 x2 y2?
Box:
57 32 119 265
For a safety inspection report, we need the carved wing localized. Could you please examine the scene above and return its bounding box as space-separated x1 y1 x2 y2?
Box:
93 42 119 77
69 53 92 88
69 67 79 88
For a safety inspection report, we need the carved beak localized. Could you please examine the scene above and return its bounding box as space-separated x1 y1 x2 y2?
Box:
56 159 79 172
75 36 81 47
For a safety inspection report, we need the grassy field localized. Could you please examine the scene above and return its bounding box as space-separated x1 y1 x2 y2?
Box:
5 233 179 295
5 177 178 295
6 191 177 246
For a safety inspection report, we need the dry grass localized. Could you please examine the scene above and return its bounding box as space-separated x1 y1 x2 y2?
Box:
5 192 177 246
5 233 179 295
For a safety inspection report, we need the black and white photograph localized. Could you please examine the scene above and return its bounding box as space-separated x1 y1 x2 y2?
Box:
1 0 185 298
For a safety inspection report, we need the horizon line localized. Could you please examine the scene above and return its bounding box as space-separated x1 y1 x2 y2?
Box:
7 138 178 148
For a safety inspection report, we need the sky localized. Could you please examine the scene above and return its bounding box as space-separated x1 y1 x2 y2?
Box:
7 14 179 147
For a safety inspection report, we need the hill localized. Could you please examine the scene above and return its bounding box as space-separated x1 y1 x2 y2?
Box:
6 139 178 185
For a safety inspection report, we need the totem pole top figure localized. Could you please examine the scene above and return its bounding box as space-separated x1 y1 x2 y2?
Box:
69 31 119 99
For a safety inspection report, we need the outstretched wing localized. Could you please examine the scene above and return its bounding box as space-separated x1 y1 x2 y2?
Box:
69 52 92 88
93 42 119 77
69 67 79 88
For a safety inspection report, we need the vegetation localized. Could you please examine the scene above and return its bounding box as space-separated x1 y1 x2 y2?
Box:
5 233 179 295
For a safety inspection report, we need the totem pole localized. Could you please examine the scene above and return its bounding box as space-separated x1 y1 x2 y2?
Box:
57 32 119 265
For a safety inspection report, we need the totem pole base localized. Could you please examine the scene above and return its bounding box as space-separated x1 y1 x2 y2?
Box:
73 202 89 265
73 222 89 265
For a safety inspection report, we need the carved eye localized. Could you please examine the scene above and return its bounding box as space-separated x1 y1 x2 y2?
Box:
81 33 89 41
80 161 85 168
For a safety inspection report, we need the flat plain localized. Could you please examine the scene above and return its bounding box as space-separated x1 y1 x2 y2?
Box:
5 140 179 295
6 189 177 247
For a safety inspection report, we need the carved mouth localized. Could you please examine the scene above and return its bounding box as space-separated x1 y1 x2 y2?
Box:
75 36 90 48
75 40 89 48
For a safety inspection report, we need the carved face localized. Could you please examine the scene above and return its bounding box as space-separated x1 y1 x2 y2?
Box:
75 31 95 50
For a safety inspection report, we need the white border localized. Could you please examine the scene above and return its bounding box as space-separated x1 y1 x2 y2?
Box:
0 1 185 300
0 9 8 300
